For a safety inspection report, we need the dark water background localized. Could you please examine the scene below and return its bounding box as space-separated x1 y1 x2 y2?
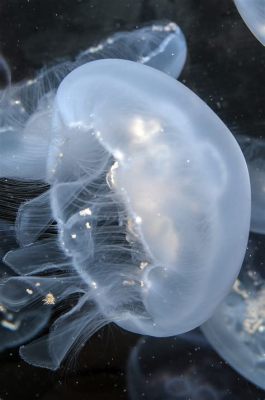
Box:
0 0 265 399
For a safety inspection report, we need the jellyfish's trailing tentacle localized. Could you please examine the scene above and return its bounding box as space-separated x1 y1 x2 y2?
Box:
4 238 69 275
0 275 85 311
20 294 107 370
234 0 265 46
15 190 53 246
0 220 52 351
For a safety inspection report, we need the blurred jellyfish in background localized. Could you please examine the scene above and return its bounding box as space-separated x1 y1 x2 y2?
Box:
202 234 265 390
0 21 187 183
127 330 263 400
234 0 265 46
0 220 51 351
76 21 187 79
236 135 265 235
0 20 250 371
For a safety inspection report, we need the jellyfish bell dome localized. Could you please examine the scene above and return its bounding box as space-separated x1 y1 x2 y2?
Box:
50 59 251 337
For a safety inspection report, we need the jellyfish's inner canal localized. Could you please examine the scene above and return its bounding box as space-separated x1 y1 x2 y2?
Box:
53 145 156 326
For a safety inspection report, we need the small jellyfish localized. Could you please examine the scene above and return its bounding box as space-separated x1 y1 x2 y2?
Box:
127 330 261 399
77 21 187 79
0 25 250 369
236 135 265 234
0 220 51 351
234 0 265 46
202 234 265 391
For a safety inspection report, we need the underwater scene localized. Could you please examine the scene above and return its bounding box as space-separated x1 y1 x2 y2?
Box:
0 0 265 399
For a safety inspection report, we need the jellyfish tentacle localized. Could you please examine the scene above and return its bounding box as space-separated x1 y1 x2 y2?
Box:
0 275 83 312
3 238 69 275
15 190 52 246
20 295 106 370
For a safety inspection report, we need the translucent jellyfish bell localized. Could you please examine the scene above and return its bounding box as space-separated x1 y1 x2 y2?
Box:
236 135 265 234
76 21 187 79
48 61 249 336
0 21 186 182
202 235 265 390
234 0 265 46
0 30 250 369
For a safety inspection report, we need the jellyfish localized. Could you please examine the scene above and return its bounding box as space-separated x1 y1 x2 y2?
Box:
236 135 265 235
234 0 265 46
0 25 250 369
0 22 186 355
76 21 187 79
0 220 51 351
127 330 262 400
0 21 186 364
0 21 187 183
202 234 265 391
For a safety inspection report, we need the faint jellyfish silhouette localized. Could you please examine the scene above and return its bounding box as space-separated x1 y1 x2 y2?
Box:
0 220 51 351
236 135 265 234
234 0 265 46
0 26 250 369
202 234 265 391
127 330 262 399
76 21 187 78
0 55 11 103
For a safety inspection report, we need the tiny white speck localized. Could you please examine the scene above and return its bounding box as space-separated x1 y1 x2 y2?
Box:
135 216 142 224
79 208 92 216
91 281 97 289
